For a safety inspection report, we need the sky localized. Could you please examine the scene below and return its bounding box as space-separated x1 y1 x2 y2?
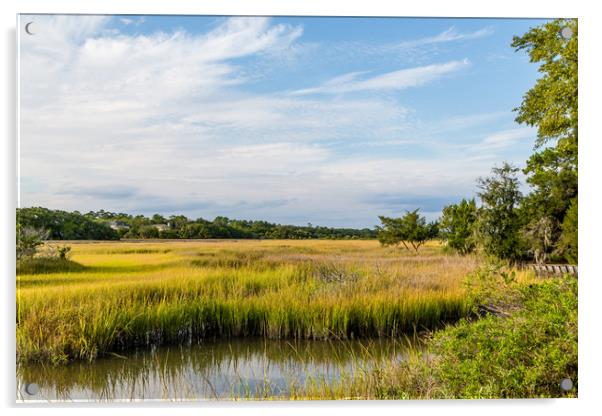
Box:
18 15 548 228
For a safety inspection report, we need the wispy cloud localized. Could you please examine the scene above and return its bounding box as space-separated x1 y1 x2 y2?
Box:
476 128 535 150
120 17 145 26
19 16 528 227
292 59 470 95
397 26 494 49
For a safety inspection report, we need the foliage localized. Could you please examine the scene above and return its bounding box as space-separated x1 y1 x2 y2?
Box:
370 273 577 399
16 224 49 260
377 209 438 252
439 199 478 255
463 260 522 315
17 207 377 241
512 19 577 148
558 198 578 263
56 245 72 260
512 19 578 263
521 215 556 264
428 275 577 398
17 207 119 240
476 163 526 262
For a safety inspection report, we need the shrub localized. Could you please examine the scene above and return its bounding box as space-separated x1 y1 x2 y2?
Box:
16 224 49 260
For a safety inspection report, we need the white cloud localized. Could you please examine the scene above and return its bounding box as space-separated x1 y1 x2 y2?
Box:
120 17 145 26
18 16 520 227
478 128 535 150
292 59 470 95
397 26 494 49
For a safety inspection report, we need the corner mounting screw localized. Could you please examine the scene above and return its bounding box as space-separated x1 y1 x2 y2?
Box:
560 378 574 392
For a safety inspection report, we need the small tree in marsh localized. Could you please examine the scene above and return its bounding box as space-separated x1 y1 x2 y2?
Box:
476 163 526 262
440 198 478 255
377 209 436 252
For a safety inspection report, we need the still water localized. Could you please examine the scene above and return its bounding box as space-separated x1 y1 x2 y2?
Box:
17 338 416 401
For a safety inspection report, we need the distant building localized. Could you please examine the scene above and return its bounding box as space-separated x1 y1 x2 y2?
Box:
109 221 130 231
153 224 169 232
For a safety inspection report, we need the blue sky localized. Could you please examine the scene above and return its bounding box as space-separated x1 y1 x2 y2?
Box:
19 15 547 228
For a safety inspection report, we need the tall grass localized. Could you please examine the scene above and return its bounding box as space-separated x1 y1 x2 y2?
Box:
17 240 479 364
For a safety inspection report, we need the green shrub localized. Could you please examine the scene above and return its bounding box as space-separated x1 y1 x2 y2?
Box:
430 276 577 398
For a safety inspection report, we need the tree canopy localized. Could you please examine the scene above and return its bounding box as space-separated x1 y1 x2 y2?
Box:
512 18 578 262
476 163 525 262
377 209 438 252
440 199 478 255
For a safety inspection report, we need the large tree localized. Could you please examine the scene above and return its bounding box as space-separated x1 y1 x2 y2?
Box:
440 198 478 255
476 163 525 262
512 19 577 262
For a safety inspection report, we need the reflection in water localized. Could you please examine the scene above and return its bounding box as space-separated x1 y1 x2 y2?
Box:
17 338 416 401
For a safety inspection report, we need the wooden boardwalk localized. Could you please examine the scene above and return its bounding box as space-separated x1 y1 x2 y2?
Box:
525 264 578 278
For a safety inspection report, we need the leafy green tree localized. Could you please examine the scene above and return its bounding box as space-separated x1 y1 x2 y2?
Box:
512 19 577 262
139 226 159 239
151 214 167 224
377 209 433 252
168 215 189 230
476 163 526 262
440 198 478 255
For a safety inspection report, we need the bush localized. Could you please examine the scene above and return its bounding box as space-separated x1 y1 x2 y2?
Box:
371 269 577 399
430 275 577 398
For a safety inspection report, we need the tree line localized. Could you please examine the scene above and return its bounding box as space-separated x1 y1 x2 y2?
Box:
16 207 377 241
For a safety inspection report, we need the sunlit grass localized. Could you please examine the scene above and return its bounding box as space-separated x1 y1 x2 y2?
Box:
17 240 481 364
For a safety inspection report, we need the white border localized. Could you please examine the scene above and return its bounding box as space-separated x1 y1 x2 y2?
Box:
3 1 601 415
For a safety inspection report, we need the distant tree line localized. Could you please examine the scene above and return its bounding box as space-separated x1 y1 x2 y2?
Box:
16 207 377 241
17 207 120 240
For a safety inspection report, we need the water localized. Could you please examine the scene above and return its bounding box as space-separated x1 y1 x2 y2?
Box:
17 338 415 401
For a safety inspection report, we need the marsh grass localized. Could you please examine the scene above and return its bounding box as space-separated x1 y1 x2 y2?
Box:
16 258 87 275
17 337 419 401
17 240 480 365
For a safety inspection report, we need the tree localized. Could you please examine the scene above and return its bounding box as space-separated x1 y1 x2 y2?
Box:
151 214 167 224
16 223 48 260
16 207 119 240
476 163 525 262
521 215 555 264
512 18 578 262
557 198 577 263
440 198 478 255
377 209 434 252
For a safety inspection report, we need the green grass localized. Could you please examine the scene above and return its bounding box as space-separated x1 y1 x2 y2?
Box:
16 240 481 365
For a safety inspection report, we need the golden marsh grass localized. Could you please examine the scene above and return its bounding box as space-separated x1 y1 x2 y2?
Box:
17 239 482 364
